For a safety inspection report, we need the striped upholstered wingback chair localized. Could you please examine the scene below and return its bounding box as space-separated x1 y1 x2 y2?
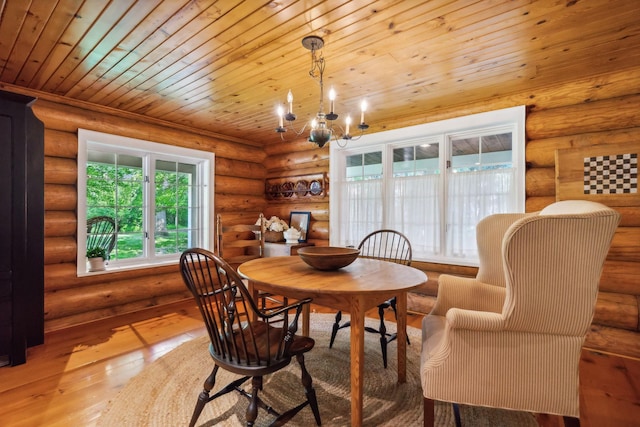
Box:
421 200 620 427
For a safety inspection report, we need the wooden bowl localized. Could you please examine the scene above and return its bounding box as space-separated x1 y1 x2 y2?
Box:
297 246 360 271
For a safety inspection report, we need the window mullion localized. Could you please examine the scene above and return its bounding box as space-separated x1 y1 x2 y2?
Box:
145 154 154 259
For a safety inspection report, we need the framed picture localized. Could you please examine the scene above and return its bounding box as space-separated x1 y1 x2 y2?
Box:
289 211 311 243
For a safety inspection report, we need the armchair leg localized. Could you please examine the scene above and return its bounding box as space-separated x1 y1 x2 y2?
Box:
423 397 434 427
453 403 461 427
563 416 580 427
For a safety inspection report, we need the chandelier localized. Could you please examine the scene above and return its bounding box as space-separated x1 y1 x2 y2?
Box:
276 36 369 148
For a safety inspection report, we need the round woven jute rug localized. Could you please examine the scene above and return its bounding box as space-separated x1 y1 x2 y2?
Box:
98 314 537 426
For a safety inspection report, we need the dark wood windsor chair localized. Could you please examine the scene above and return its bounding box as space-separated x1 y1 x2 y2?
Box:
329 229 413 368
180 248 321 427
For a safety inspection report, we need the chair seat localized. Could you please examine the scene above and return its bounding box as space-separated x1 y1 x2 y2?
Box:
230 321 315 361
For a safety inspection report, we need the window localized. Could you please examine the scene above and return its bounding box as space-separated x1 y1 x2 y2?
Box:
330 106 525 266
77 129 214 275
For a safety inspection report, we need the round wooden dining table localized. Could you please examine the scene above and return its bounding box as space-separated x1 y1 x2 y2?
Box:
238 255 427 427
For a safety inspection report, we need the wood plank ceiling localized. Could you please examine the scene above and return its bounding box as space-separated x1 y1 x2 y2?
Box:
0 0 638 147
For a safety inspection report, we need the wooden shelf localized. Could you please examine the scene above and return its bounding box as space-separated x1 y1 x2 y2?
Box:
266 173 327 200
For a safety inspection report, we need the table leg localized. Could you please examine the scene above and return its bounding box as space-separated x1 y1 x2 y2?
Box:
350 298 365 427
247 281 258 322
302 304 310 336
396 291 407 383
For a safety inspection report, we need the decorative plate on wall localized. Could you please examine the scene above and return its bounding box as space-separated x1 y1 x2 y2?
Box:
309 179 322 196
295 180 308 197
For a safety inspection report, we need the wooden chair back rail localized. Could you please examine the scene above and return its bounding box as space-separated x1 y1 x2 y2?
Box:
358 229 412 266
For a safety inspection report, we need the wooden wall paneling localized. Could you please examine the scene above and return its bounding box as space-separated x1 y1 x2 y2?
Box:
215 157 266 179
44 156 76 184
266 149 330 171
526 127 640 168
44 211 76 238
44 290 193 332
265 203 330 222
586 324 640 358
263 72 640 358
615 206 640 228
608 228 640 263
522 90 640 357
215 194 265 213
43 129 77 158
594 291 639 331
32 100 265 159
307 219 329 243
600 260 640 295
555 141 640 207
524 167 555 197
526 93 640 140
44 263 179 293
525 196 556 212
27 94 267 332
44 183 76 211
215 175 264 196
44 236 76 265
44 272 184 320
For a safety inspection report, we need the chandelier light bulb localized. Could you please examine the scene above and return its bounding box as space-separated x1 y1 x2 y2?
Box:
277 105 284 128
345 115 351 136
360 100 367 124
287 90 293 114
329 87 336 113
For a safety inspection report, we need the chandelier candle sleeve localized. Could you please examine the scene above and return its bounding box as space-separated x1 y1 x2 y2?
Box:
361 100 367 124
329 87 336 113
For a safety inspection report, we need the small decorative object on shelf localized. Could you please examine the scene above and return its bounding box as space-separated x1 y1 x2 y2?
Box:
284 228 301 243
257 216 289 242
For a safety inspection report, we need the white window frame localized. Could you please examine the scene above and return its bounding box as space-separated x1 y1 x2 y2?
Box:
330 105 525 266
77 129 215 276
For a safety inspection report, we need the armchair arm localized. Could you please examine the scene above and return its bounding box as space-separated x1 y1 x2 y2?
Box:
258 297 313 321
430 274 505 316
446 308 504 331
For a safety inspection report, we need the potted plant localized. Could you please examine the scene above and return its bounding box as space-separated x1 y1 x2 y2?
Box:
86 246 107 272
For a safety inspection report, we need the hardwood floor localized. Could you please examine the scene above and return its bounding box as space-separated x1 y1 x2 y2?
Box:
0 300 638 426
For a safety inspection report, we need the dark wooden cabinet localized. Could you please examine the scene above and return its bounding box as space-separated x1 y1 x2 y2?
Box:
0 90 44 366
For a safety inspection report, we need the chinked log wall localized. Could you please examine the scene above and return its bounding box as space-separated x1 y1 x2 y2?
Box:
262 69 640 358
32 97 267 332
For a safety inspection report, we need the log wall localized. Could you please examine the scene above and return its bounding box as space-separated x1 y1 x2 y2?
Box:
32 97 267 331
263 68 640 358
9 65 640 358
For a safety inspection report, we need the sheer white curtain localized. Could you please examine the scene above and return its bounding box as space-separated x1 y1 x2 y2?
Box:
446 168 515 258
337 179 383 247
387 174 440 259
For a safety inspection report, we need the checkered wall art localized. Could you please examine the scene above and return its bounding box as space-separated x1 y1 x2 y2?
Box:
583 153 638 195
